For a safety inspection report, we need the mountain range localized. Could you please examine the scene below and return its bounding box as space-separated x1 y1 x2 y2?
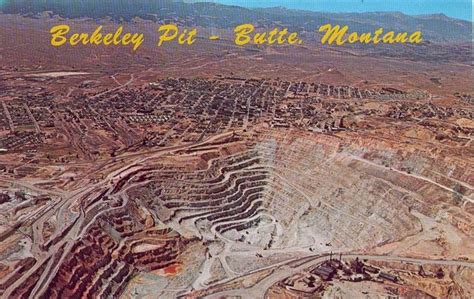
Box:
0 0 471 42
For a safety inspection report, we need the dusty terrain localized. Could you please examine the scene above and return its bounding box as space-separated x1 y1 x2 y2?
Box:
0 13 473 299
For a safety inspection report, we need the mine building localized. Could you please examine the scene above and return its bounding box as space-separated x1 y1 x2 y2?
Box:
378 272 398 283
311 265 336 281
363 265 380 274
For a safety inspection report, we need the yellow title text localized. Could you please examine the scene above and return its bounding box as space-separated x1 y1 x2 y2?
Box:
318 23 423 45
49 23 424 50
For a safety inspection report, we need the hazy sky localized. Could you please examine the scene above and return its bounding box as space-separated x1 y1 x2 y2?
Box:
214 0 472 21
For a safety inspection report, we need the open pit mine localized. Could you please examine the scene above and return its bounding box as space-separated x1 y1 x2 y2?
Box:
0 75 473 298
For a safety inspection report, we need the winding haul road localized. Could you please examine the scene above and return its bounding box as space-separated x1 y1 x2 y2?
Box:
0 131 237 297
1 128 472 297
199 253 474 298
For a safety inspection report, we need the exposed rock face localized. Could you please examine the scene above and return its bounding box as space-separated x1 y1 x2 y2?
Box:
0 193 10 205
121 132 421 254
1 125 472 297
